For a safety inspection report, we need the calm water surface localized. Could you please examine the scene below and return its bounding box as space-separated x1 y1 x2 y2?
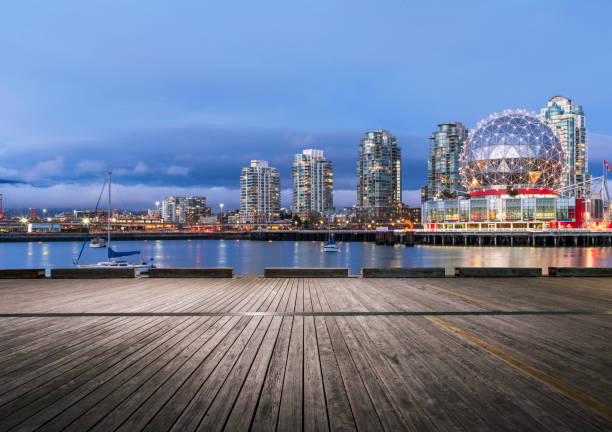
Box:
1 240 612 275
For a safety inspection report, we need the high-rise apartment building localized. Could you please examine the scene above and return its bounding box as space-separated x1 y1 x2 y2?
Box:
184 197 211 224
240 160 281 223
426 122 468 201
161 196 182 222
161 196 210 223
357 130 402 220
541 96 589 197
292 149 333 216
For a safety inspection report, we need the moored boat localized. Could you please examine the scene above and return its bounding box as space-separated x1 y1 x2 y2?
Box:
75 172 154 273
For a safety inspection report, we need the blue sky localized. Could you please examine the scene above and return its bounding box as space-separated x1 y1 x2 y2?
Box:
1 0 611 210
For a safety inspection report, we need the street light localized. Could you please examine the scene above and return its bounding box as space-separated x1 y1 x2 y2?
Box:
219 203 225 228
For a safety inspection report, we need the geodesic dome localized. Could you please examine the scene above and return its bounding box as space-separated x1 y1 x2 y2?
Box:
460 110 566 192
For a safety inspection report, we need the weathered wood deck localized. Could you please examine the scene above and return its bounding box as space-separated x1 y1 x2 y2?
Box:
0 276 610 431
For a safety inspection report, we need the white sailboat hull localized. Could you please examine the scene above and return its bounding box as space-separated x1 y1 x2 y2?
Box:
77 261 152 273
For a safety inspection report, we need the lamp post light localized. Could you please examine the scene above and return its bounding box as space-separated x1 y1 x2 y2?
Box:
219 203 225 228
20 217 28 232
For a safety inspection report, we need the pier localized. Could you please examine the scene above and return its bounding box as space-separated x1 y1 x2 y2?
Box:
1 229 612 247
0 276 610 430
415 230 612 247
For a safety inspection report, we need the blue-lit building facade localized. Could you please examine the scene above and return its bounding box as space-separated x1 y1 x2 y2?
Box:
240 160 281 223
541 96 590 197
292 149 333 216
357 130 402 221
426 122 468 201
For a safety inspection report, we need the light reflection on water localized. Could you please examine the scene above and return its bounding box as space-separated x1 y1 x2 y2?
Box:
0 240 611 275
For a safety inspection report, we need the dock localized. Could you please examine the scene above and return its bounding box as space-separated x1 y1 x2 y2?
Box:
0 276 610 430
4 229 612 247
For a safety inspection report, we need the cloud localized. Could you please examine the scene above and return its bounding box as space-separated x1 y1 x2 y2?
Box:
1 181 422 212
166 165 190 176
0 182 241 210
25 157 65 181
133 161 150 174
76 159 105 174
115 161 150 176
0 166 20 179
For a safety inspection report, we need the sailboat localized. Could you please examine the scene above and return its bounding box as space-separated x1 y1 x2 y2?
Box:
75 172 154 273
323 231 339 252
89 236 106 248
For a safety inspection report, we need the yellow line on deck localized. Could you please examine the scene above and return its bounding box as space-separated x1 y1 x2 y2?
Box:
426 315 612 422
424 283 517 312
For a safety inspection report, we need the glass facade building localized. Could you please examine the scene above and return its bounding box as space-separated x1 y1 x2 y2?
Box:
426 122 468 201
541 96 590 197
357 130 402 220
240 160 281 223
292 149 333 215
423 195 580 227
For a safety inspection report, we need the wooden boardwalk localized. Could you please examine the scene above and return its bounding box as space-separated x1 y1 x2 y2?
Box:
0 276 610 431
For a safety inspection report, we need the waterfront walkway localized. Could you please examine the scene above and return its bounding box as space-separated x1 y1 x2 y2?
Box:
0 277 610 431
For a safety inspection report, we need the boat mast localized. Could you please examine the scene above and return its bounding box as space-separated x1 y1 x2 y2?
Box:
107 171 112 247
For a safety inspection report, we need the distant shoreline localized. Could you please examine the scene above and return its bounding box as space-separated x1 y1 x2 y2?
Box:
0 232 250 243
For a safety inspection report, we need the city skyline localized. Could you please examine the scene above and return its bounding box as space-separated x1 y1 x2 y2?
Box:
1 1 611 210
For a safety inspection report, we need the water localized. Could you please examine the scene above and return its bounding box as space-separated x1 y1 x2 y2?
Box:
1 240 612 275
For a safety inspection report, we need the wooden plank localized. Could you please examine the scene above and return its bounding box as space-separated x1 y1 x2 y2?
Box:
143 317 258 431
264 268 348 278
0 269 45 279
302 284 329 432
312 315 356 431
222 316 283 430
169 316 264 431
148 267 233 278
111 315 240 431
197 315 279 431
39 316 228 430
0 317 199 430
250 316 293 430
277 316 303 431
17 316 221 431
0 317 161 397
319 320 383 429
361 267 445 278
51 267 138 279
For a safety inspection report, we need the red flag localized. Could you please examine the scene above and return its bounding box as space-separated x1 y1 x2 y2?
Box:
605 160 611 172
